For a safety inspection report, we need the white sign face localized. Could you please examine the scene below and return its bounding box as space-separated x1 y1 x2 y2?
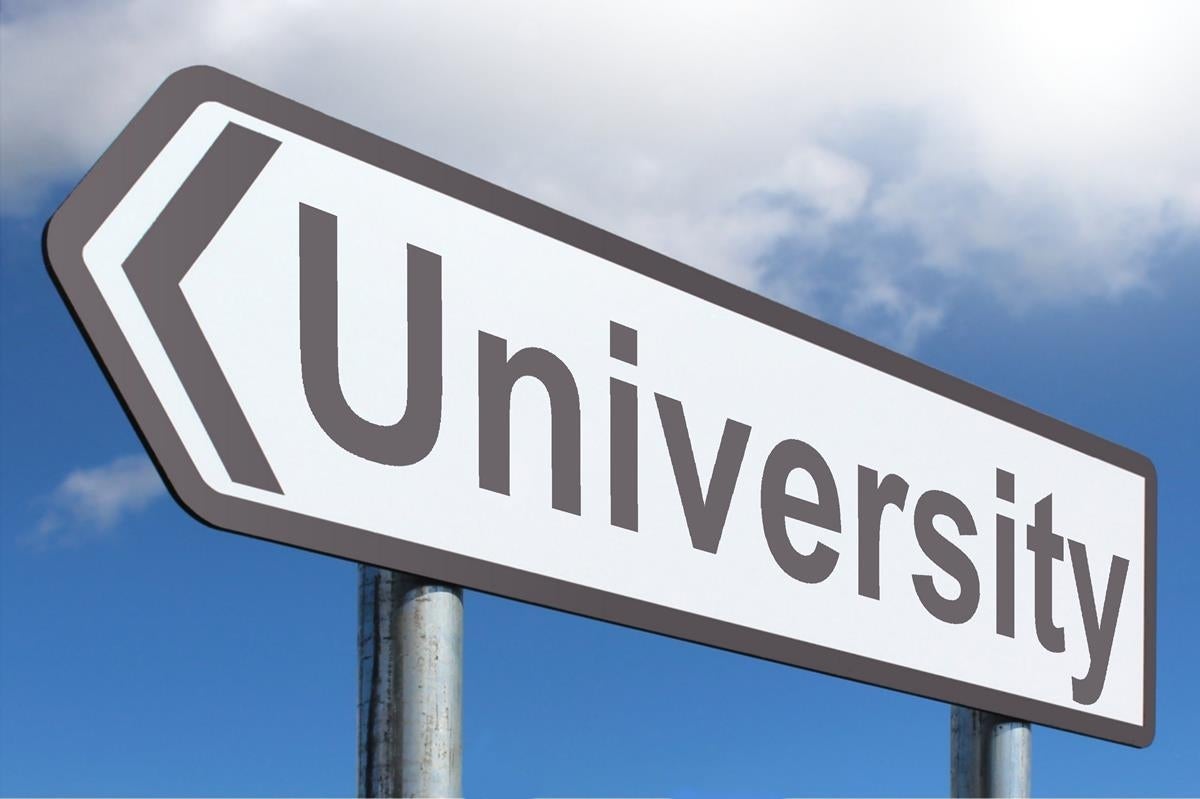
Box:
46 67 1154 746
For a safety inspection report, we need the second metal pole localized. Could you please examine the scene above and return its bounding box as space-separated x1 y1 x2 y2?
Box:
359 566 463 798
950 705 1031 797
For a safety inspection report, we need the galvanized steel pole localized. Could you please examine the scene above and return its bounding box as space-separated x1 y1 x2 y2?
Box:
358 566 463 798
951 705 1031 797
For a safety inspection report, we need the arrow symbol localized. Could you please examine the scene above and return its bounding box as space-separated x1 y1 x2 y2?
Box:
123 123 283 493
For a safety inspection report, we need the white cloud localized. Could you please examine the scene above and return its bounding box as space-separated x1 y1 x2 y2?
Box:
3 1 1197 346
29 453 165 548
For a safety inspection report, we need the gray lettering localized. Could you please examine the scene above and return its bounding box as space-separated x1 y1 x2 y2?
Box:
912 490 980 625
762 440 842 584
1069 539 1130 705
856 466 908 599
1026 494 1066 653
610 323 639 531
655 394 750 553
996 468 1016 638
299 204 442 467
478 332 582 515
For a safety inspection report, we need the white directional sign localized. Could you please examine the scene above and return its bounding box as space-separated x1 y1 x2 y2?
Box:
46 66 1154 746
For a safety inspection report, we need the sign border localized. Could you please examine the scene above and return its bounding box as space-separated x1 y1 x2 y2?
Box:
43 65 1156 747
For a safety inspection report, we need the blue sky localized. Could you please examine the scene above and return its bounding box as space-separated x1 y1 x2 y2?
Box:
2 3 1199 797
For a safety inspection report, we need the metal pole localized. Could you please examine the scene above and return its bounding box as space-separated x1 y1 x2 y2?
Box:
359 566 463 798
951 705 1031 798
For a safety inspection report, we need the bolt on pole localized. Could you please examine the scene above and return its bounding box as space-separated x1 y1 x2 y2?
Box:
358 566 463 798
951 705 1031 798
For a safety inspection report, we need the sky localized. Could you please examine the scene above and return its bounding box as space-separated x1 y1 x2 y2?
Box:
0 1 1198 796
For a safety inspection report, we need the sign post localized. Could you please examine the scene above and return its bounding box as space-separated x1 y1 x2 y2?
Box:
951 705 1031 797
44 62 1156 785
358 568 462 797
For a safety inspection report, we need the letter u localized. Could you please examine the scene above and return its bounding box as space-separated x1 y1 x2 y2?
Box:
298 203 442 465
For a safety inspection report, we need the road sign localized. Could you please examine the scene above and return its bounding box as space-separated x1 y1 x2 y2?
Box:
45 66 1155 747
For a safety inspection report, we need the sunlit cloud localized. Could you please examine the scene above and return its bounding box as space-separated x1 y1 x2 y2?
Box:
3 1 1196 348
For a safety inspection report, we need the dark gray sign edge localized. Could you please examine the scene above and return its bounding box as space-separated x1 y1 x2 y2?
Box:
42 65 1156 747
